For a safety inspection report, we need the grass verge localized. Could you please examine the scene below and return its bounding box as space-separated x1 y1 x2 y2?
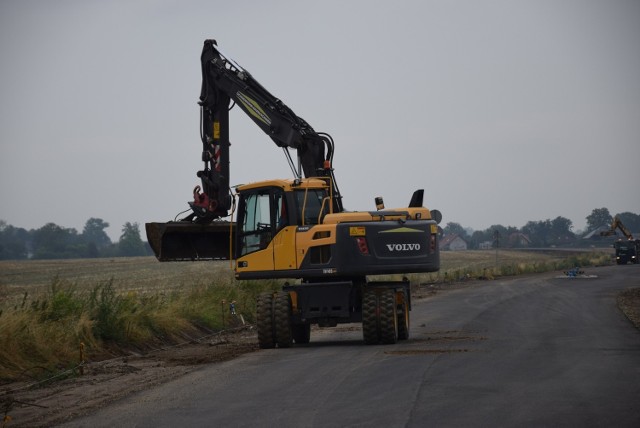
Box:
0 250 612 381
0 275 280 381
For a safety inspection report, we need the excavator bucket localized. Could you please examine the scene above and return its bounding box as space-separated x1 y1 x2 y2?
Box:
145 221 235 261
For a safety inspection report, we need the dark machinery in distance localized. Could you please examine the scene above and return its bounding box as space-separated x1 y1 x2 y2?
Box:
600 216 639 265
146 40 442 347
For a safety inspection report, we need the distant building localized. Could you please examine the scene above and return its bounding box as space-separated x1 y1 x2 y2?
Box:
439 234 468 251
479 241 493 250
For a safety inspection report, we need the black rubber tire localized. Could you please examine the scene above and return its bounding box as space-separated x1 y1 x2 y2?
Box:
292 323 311 344
379 289 398 344
256 292 275 349
397 293 410 341
362 288 379 345
274 291 293 348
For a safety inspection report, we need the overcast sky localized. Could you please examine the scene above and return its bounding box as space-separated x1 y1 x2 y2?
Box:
1 0 639 240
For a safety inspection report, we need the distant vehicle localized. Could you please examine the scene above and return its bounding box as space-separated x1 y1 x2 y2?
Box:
600 216 639 264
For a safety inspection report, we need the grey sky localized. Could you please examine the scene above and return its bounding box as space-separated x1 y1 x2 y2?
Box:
1 0 639 240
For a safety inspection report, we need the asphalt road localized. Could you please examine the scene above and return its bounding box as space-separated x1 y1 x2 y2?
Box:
63 265 640 427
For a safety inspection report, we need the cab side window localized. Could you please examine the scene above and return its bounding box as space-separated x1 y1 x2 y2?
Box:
239 191 271 256
238 188 288 257
295 189 328 225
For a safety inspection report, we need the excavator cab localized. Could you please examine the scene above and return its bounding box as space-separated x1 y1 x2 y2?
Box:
146 178 333 263
235 186 290 258
234 178 331 261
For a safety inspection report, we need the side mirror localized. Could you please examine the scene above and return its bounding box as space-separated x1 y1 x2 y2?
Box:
430 209 443 224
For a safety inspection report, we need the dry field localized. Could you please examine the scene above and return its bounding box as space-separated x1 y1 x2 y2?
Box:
0 249 612 308
0 257 234 308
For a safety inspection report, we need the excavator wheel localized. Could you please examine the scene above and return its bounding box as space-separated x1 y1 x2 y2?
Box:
397 292 410 341
256 292 275 349
362 288 400 345
274 291 293 348
379 289 398 344
362 288 379 345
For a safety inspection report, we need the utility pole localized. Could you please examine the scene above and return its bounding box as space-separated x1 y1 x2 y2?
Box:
221 299 226 327
494 229 501 266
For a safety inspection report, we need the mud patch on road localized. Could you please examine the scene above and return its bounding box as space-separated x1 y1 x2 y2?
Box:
422 331 488 343
385 348 472 355
385 330 487 356
322 325 362 333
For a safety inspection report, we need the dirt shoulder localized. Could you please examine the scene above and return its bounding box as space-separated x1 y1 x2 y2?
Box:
1 328 259 427
2 282 639 428
617 287 640 330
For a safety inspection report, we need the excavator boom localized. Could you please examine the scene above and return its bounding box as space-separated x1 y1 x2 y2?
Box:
600 216 635 240
146 40 344 261
197 39 342 218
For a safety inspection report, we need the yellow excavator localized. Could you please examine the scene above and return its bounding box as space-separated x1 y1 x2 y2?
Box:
600 216 639 265
146 40 442 347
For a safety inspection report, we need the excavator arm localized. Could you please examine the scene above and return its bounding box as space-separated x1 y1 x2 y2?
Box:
194 39 342 220
600 216 635 240
147 40 344 260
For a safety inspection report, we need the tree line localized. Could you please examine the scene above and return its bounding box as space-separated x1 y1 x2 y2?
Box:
1 208 639 260
442 208 639 250
0 218 153 260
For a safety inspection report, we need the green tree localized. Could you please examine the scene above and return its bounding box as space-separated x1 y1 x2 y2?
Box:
443 222 467 237
32 223 83 259
82 218 112 250
521 218 574 247
0 220 29 260
118 222 145 256
466 225 516 249
469 229 490 249
522 220 552 247
550 216 575 243
489 225 512 248
586 208 613 232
